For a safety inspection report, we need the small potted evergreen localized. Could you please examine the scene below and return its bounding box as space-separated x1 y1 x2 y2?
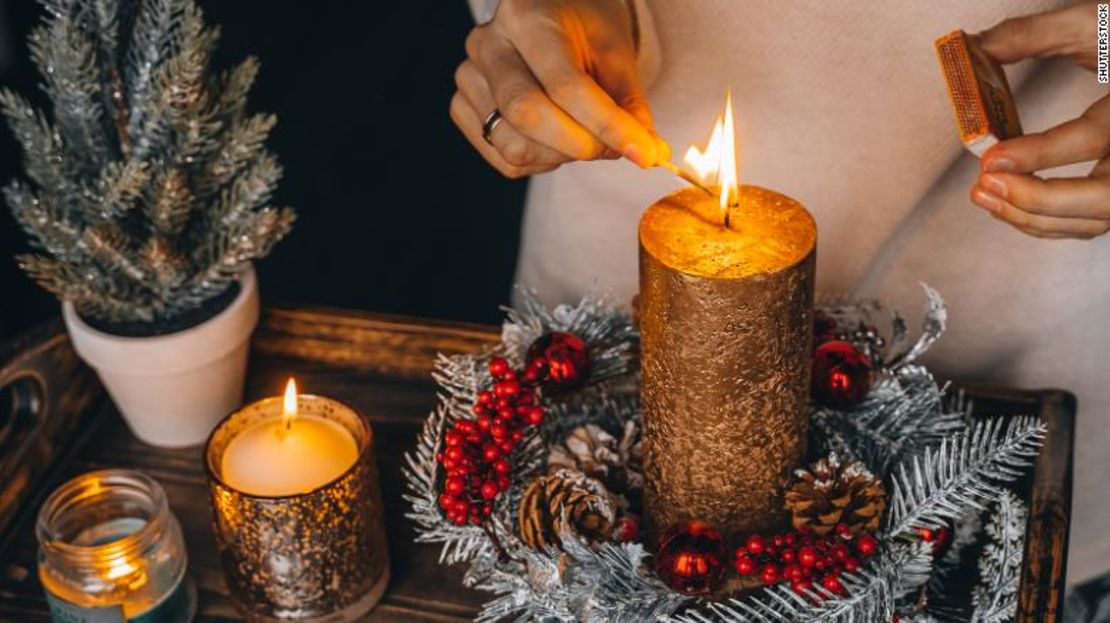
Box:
2 0 295 447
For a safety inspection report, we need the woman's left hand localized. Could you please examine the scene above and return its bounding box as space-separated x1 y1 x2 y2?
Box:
971 2 1110 239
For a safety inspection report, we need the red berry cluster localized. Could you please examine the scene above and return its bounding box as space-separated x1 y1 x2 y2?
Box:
734 525 879 597
916 526 949 554
436 356 548 526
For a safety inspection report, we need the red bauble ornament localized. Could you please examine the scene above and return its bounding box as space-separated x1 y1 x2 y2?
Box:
811 340 873 409
655 519 726 594
527 332 590 393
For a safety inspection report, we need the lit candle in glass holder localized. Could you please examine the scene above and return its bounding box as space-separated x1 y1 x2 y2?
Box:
221 379 359 496
205 379 390 622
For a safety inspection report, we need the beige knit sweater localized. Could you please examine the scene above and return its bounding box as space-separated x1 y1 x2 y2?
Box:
468 0 1109 583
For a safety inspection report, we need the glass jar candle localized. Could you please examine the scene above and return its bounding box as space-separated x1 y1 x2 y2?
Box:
36 469 196 623
205 389 390 622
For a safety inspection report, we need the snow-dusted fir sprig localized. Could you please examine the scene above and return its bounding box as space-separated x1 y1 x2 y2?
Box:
431 350 494 407
971 491 1027 623
885 416 1045 538
3 0 294 324
818 283 947 372
502 288 638 384
811 368 966 476
472 535 687 622
432 292 638 408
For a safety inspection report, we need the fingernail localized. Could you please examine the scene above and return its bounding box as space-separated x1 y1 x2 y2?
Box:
981 174 1008 199
983 155 1016 173
622 143 653 168
971 186 1003 214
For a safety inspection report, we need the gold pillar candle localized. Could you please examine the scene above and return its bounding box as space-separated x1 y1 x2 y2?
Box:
205 385 389 622
639 184 817 540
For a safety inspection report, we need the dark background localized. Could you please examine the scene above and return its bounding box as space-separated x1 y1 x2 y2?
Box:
0 0 524 339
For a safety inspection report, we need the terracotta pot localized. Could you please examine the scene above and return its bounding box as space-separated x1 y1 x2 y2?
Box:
63 267 260 448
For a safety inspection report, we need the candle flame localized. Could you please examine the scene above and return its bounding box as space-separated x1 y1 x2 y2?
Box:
105 559 136 580
683 90 740 214
283 378 297 432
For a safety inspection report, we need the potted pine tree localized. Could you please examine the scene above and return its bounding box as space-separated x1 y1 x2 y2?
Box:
2 0 295 447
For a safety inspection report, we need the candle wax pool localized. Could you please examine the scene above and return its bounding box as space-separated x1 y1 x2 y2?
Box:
221 415 359 496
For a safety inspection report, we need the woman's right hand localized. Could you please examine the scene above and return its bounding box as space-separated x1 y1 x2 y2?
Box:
451 0 668 178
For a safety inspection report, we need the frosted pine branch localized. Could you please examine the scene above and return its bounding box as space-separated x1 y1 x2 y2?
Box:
971 491 1027 623
812 369 966 474
885 416 1044 538
3 0 293 325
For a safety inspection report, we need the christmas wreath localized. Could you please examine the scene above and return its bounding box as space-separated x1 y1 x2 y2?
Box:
403 286 1044 622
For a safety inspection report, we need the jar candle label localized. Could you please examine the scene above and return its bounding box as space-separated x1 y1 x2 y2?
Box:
45 593 124 623
129 577 194 623
45 577 194 623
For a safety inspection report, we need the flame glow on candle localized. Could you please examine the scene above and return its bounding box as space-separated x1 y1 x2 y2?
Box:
282 378 297 433
105 558 137 580
683 90 740 213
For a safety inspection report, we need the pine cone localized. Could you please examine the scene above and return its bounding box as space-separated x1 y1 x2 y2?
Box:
519 468 615 551
785 454 886 536
547 422 643 501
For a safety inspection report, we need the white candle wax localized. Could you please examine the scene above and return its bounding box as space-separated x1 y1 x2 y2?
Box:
220 381 359 496
221 416 358 496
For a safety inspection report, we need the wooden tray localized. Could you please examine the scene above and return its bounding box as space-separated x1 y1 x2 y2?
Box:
0 306 1075 622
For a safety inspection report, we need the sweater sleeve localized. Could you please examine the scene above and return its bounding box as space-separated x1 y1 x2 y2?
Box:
462 0 662 91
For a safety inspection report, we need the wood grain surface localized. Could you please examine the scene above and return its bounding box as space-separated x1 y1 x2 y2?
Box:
0 307 1074 622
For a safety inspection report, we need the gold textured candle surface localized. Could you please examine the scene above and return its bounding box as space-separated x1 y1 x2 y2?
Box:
639 185 817 541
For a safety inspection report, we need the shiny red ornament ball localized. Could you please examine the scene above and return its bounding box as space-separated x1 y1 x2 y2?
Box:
655 519 727 594
811 340 873 409
527 332 590 393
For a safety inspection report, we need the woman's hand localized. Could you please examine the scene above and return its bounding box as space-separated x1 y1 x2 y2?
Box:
970 3 1110 239
451 0 667 178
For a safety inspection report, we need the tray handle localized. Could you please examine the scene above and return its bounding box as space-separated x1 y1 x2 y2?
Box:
0 319 102 544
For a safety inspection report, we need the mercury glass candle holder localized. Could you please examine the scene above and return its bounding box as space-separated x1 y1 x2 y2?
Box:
204 394 390 622
36 469 196 622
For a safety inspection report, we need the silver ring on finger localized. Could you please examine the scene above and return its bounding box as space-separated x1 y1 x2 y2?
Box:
481 108 503 146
